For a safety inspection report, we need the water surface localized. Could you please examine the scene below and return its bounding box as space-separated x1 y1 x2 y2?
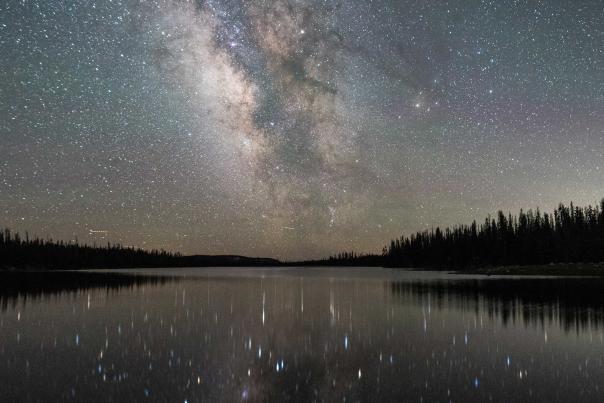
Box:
1 267 603 402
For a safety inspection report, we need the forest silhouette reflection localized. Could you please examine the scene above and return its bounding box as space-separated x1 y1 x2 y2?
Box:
4 271 604 333
390 278 604 333
0 271 178 312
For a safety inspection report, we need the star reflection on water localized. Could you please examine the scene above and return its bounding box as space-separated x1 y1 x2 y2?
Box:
1 268 603 402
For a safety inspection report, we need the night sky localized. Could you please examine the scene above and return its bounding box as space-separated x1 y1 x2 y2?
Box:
1 0 602 260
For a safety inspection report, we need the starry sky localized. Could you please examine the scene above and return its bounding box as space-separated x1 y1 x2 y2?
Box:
1 0 603 260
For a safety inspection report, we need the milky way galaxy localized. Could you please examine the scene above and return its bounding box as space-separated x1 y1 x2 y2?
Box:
1 0 603 259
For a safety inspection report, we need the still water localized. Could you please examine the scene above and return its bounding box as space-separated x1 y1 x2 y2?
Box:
1 267 604 402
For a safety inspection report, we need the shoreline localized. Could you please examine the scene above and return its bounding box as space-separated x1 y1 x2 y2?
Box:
454 262 604 276
3 262 604 277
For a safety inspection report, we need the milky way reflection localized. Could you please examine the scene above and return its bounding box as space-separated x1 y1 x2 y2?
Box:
1 268 604 402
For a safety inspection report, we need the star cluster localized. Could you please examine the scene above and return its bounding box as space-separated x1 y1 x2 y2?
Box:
1 0 602 259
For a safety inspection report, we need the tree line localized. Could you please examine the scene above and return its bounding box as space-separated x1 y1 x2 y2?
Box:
384 199 604 268
0 229 182 269
0 229 280 270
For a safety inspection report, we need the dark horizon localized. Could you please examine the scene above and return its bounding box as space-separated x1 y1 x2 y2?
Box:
3 198 604 269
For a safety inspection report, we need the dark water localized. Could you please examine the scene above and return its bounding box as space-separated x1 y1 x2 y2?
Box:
1 268 604 402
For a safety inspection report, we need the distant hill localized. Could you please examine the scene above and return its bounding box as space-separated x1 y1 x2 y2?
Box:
180 255 281 267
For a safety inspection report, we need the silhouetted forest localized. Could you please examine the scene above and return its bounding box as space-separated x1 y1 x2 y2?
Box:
312 199 604 268
0 228 280 270
385 199 604 268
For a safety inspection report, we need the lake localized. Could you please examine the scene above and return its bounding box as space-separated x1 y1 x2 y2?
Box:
1 267 604 402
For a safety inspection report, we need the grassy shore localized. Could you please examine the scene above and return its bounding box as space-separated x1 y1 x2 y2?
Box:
457 262 604 276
